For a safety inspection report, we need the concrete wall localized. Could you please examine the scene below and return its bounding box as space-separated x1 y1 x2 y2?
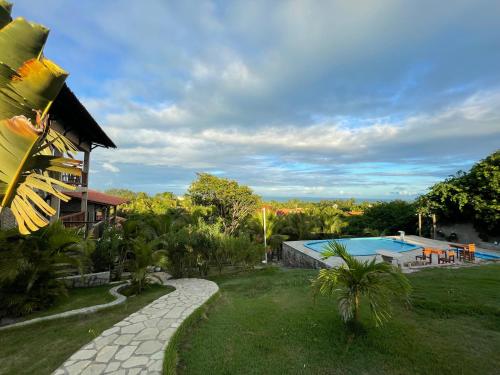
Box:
282 243 326 269
437 223 500 250
59 271 110 288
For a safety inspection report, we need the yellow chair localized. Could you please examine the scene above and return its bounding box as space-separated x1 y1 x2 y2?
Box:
416 248 432 264
465 244 476 262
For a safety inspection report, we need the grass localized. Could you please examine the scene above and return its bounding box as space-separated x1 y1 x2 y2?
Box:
176 264 500 375
0 284 174 375
163 292 220 375
18 284 117 321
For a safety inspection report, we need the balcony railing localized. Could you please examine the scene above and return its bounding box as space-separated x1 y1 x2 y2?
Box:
60 211 87 228
60 172 88 187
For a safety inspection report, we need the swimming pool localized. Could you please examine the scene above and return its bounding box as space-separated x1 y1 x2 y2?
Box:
304 237 421 256
475 251 500 260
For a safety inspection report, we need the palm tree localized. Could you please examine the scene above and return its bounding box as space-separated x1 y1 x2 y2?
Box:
125 237 167 294
312 241 411 329
279 213 318 240
323 215 348 237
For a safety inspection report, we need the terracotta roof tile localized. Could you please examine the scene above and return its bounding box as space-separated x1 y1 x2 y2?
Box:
65 189 129 206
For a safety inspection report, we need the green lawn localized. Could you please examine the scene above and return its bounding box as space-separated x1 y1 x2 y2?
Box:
0 284 174 375
18 284 117 321
176 265 500 375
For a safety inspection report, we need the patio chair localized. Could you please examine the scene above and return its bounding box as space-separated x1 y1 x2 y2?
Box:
464 244 476 262
416 248 432 264
436 250 455 264
449 243 465 259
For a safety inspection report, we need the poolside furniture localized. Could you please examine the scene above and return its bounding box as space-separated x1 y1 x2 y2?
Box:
415 248 432 264
449 243 465 259
464 244 476 262
377 250 403 268
437 250 456 264
449 243 476 262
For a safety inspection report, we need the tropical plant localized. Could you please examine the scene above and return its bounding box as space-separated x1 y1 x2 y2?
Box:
0 221 89 317
125 237 167 294
268 234 288 259
159 225 195 278
312 241 411 330
278 212 318 240
91 223 125 274
188 220 221 276
0 1 81 234
322 213 348 237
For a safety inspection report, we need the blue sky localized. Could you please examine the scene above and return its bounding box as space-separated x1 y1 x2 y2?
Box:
13 0 500 199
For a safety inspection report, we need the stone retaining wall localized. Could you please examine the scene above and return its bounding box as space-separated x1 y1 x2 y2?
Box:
60 271 111 288
282 243 326 269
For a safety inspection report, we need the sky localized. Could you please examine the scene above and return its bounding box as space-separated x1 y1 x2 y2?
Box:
12 0 500 200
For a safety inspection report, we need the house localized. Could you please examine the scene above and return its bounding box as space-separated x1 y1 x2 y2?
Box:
49 84 127 231
61 190 128 228
0 84 123 233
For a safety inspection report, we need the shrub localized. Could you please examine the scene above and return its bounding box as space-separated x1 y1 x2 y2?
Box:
0 222 89 317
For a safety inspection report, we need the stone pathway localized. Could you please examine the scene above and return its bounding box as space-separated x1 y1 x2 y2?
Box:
53 278 219 375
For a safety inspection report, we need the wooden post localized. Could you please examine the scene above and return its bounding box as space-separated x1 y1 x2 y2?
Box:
49 196 61 224
81 150 90 235
418 213 422 237
262 207 267 263
432 214 437 240
50 149 62 224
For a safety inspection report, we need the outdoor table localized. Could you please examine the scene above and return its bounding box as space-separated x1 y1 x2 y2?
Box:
449 243 466 257
429 249 444 263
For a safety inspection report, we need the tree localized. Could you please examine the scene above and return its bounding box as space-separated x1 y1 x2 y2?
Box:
278 212 319 240
363 200 416 235
0 2 81 234
312 241 411 330
105 189 138 201
417 150 499 237
312 205 348 236
188 173 260 235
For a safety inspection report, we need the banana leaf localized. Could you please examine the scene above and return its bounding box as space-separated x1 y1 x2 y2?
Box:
0 2 81 234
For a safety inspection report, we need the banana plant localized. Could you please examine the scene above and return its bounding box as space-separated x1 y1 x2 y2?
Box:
0 1 81 234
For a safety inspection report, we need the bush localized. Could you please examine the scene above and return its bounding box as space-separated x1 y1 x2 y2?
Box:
0 222 89 317
91 224 125 276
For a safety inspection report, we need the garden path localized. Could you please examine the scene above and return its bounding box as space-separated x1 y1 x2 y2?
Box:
53 278 219 375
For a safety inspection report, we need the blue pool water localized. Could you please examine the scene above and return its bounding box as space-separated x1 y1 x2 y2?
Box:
475 252 500 260
305 237 421 256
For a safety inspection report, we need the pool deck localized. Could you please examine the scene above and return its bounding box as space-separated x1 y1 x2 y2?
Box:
283 235 500 270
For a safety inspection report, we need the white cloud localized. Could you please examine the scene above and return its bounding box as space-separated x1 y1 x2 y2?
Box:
16 0 500 197
101 162 120 173
94 89 500 170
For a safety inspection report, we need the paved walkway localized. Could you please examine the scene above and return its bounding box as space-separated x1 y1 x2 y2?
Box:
53 278 219 375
